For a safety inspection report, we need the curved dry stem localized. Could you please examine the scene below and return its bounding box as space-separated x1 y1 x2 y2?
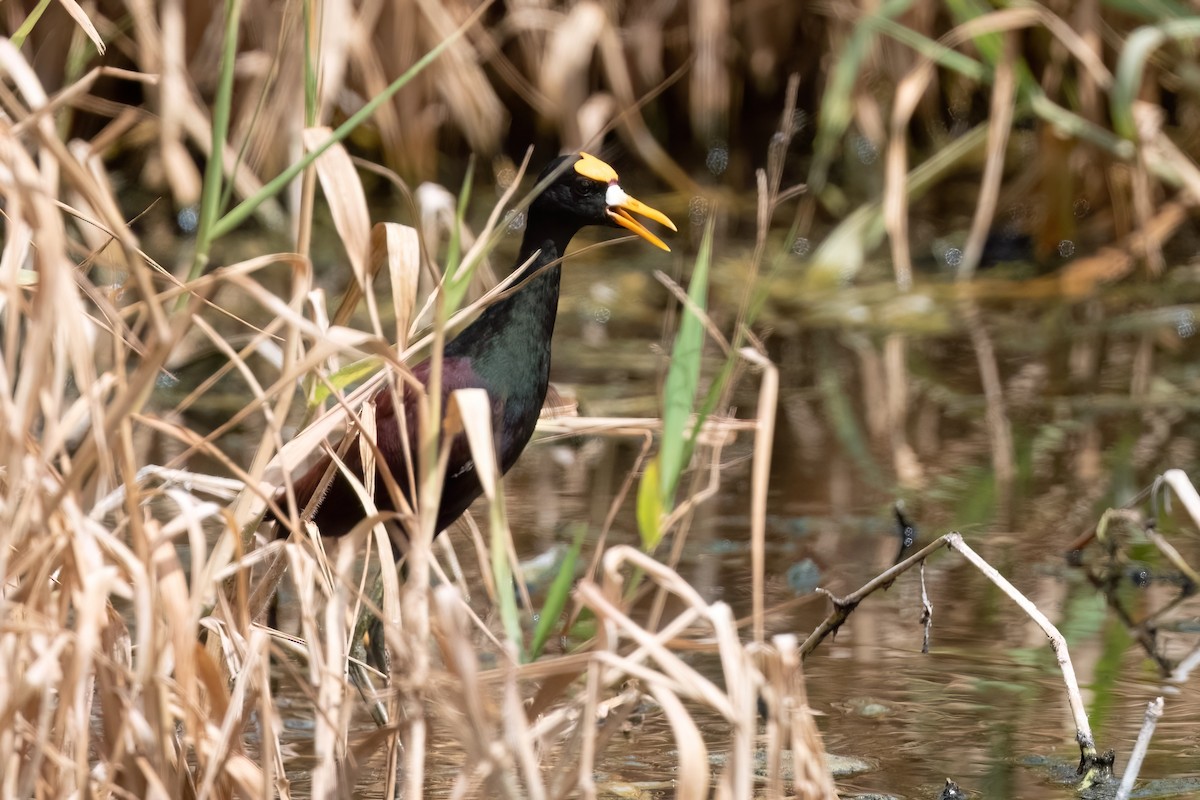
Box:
802 531 1098 772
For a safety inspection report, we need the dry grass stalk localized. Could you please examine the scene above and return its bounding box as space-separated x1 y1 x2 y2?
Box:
1072 471 1200 679
1115 696 1165 800
688 0 731 145
0 33 344 794
960 299 1016 517
566 546 836 798
304 127 371 293
0 4 992 794
740 347 778 645
414 0 505 155
801 531 1110 780
538 2 607 145
957 31 1016 281
3 0 728 196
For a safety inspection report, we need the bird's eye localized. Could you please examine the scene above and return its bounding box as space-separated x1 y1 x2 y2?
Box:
573 178 598 197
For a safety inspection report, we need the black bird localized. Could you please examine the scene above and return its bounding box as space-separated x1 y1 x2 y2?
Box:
275 152 675 540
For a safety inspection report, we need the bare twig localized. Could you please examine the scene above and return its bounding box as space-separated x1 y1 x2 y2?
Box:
1115 697 1164 800
803 532 1099 770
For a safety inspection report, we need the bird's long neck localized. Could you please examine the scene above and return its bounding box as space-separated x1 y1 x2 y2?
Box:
444 214 580 397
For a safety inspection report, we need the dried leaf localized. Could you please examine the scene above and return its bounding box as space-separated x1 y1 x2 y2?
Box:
56 0 106 54
370 222 421 349
651 684 710 800
303 126 371 287
451 388 497 498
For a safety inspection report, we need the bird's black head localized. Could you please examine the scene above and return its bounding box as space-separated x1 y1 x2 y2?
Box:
529 153 676 251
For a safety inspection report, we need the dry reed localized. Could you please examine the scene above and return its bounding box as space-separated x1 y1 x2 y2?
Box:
1 5 835 797
5 0 1199 796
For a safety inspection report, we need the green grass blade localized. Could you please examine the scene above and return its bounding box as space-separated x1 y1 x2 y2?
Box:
307 356 384 408
943 0 1004 63
441 157 476 314
490 498 526 663
1100 0 1191 20
204 1 491 245
809 0 915 192
11 0 53 50
866 16 987 82
528 525 586 661
303 0 319 126
637 456 665 551
657 214 714 508
807 121 991 287
817 340 883 485
1112 19 1200 140
685 354 737 455
943 0 1042 99
185 0 243 295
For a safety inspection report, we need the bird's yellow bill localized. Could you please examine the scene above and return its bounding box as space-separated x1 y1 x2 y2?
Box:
608 194 677 252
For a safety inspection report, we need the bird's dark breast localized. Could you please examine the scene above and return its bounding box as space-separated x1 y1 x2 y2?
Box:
432 363 547 532
280 354 548 542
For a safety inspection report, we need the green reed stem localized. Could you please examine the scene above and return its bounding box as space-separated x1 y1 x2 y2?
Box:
206 4 486 245
185 0 244 304
10 0 52 50
303 0 319 126
182 0 491 298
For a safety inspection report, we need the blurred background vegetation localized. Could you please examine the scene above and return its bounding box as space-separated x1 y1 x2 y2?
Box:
11 0 1200 286
4 0 1200 796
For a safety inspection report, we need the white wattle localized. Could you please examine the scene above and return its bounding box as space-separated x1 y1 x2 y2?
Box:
605 184 628 207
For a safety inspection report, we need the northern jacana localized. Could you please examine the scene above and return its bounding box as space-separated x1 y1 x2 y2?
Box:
273 152 675 541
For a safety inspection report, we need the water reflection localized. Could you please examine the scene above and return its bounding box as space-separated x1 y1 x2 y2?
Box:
167 217 1200 797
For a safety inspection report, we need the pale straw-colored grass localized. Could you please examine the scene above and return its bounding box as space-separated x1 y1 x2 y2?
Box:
0 16 837 796
12 0 1196 795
